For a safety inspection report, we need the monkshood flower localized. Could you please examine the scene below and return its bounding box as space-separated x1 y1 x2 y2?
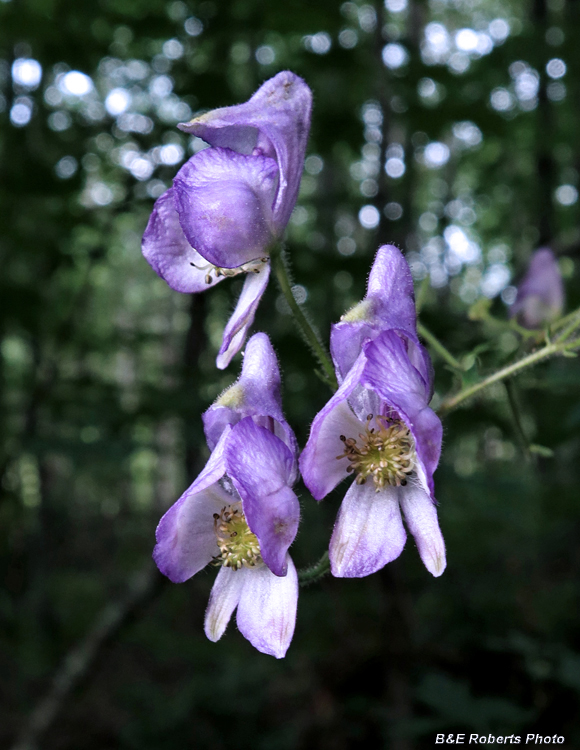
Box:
330 245 433 391
153 333 300 658
142 71 312 369
300 330 445 579
509 248 564 329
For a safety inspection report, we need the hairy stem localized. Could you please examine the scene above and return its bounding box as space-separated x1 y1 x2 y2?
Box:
270 245 337 388
298 551 330 586
417 322 464 372
438 338 579 415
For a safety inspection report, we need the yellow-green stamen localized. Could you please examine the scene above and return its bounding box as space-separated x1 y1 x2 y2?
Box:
337 415 415 491
213 502 262 570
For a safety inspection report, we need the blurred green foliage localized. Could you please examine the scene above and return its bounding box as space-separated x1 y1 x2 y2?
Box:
1 0 580 747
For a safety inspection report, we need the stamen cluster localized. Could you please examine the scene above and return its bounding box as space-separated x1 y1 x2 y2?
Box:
337 416 415 491
213 501 262 569
191 258 268 285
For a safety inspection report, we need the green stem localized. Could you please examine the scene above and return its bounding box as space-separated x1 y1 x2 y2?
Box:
438 339 577 415
297 551 330 586
504 380 532 463
553 309 580 344
270 246 337 389
418 322 464 372
550 304 580 335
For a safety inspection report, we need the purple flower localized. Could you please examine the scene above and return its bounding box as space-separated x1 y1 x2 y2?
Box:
142 72 312 368
153 333 300 658
509 248 564 329
300 330 445 579
331 245 433 393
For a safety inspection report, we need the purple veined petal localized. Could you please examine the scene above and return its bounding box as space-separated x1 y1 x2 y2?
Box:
510 248 564 329
141 188 228 294
153 481 229 583
204 566 244 642
399 483 446 577
329 481 407 578
408 339 435 402
362 331 442 497
226 417 299 577
299 355 367 500
173 147 279 269
362 330 429 419
178 71 312 235
216 263 270 370
235 555 298 658
152 426 232 582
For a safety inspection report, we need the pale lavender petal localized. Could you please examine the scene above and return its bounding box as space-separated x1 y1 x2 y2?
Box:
178 71 312 234
204 566 244 642
173 147 278 269
153 482 230 583
299 355 367 500
329 481 407 578
399 484 446 577
216 264 270 370
236 556 298 658
510 248 564 329
141 189 228 293
226 418 298 577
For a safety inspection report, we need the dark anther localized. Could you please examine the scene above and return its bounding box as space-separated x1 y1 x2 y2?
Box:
213 513 219 519
340 435 346 441
367 413 373 420
401 479 407 486
230 531 238 537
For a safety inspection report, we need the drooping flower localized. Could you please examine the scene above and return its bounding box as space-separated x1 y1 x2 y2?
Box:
330 245 433 392
153 333 300 658
509 248 564 329
142 72 312 368
300 330 445 579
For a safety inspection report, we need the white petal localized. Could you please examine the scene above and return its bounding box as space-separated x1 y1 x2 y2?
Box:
330 480 407 578
399 483 446 577
204 566 244 642
236 556 298 658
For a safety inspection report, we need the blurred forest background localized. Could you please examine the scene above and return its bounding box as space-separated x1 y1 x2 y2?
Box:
2 0 580 747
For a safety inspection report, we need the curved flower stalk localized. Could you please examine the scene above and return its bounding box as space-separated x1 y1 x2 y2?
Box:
331 245 433 393
300 330 445 579
153 333 300 658
509 248 564 329
142 71 312 369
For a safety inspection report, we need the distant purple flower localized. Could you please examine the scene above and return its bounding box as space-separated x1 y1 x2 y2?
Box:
153 334 300 658
300 330 445 578
331 245 433 392
509 248 564 329
142 72 312 368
